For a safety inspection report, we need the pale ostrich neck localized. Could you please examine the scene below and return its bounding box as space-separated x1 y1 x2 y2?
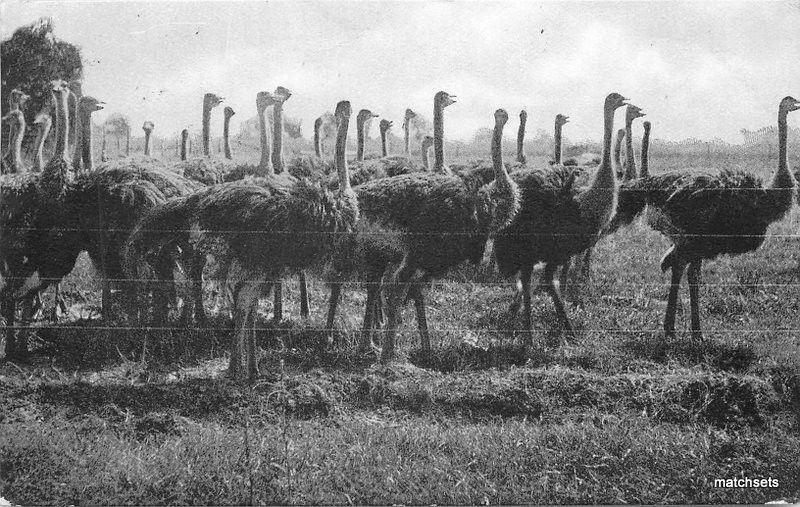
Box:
517 115 527 163
271 102 285 173
4 112 25 172
624 116 637 179
640 124 650 178
336 116 351 192
223 114 232 160
72 107 84 171
258 105 272 173
356 116 367 162
144 130 152 156
613 129 624 170
492 119 512 190
381 128 388 157
202 101 213 156
314 119 322 158
68 90 78 161
433 102 446 173
421 140 431 170
53 90 70 161
181 130 188 161
34 117 52 171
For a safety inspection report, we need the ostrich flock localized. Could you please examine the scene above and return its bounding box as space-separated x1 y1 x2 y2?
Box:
1 79 799 380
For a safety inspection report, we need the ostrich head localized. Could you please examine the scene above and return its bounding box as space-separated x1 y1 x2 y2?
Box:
224 106 236 120
643 120 651 133
203 93 224 110
605 93 629 113
625 104 645 123
435 91 457 109
181 128 189 141
256 91 276 114
142 121 154 135
273 86 292 103
357 109 379 124
335 100 352 126
780 96 800 114
379 119 393 135
495 108 509 126
9 89 30 109
50 80 69 93
519 110 527 122
421 135 434 151
79 96 104 114
555 113 569 126
314 117 323 130
403 108 417 125
33 110 51 126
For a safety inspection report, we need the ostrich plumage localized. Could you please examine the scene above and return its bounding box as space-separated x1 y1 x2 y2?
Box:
493 92 629 339
349 94 520 363
189 99 359 379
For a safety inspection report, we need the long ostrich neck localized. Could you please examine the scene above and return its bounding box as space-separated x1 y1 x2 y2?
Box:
613 129 624 170
594 103 616 190
181 131 188 161
554 121 563 165
624 116 636 179
492 119 512 191
775 108 791 187
4 113 25 172
433 101 445 173
381 128 388 157
314 120 322 158
517 115 527 163
404 118 411 155
271 102 285 173
144 130 152 156
53 91 69 161
421 141 430 170
80 109 94 171
34 117 51 171
72 107 84 171
202 101 212 156
68 91 78 161
223 114 232 160
336 116 350 192
356 116 366 162
258 106 272 173
640 125 650 177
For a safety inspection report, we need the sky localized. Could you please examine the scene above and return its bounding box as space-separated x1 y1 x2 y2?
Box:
2 0 799 144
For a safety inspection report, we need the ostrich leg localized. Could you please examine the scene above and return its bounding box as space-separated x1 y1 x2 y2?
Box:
687 260 703 341
664 260 687 339
272 283 283 321
408 283 431 353
380 260 416 363
358 282 381 353
299 273 310 318
325 281 341 336
542 262 574 336
520 265 534 345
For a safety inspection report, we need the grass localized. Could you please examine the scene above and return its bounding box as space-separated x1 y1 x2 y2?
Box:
2 148 800 504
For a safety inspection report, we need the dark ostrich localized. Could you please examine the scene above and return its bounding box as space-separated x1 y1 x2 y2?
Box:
494 92 629 340
124 89 310 326
351 92 520 363
619 96 798 340
188 99 359 379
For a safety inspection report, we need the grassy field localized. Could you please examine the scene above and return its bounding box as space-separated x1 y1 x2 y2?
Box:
2 148 800 504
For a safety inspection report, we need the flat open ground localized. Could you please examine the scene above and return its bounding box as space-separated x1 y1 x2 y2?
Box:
2 149 800 504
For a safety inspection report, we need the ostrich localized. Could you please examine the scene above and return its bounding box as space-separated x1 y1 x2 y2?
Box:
142 121 155 157
314 117 324 158
379 119 393 157
10 81 202 324
356 109 379 162
517 110 528 165
223 106 235 160
493 92 629 339
353 93 519 363
125 89 310 326
622 96 798 340
613 128 626 178
622 105 646 180
552 114 569 166
32 110 53 172
189 99 358 379
420 134 434 170
180 129 189 161
403 108 417 155
76 97 104 171
640 121 651 177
